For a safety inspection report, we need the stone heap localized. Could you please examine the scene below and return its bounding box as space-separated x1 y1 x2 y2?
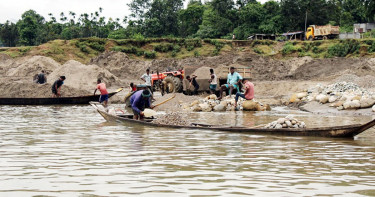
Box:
265 115 306 129
153 112 191 126
290 82 375 111
183 94 271 112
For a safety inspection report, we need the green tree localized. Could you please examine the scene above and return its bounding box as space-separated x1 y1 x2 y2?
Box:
178 1 205 37
0 21 19 47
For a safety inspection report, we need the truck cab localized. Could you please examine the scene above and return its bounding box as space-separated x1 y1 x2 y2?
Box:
305 26 314 40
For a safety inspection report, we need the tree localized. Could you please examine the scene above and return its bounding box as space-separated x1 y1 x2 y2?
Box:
178 1 205 37
17 10 45 46
0 21 19 47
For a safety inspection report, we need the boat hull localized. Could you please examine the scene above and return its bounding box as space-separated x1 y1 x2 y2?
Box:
0 91 119 105
93 106 375 138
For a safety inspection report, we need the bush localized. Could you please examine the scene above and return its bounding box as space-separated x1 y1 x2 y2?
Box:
212 49 220 56
312 46 323 54
281 42 296 55
173 45 181 52
144 51 156 59
327 39 360 57
194 50 200 57
110 45 143 55
186 45 194 51
171 51 177 57
253 47 263 54
154 43 174 52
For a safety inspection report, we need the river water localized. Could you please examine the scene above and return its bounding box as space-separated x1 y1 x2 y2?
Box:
1 105 375 196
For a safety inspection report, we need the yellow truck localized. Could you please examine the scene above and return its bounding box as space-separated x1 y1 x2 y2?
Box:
305 25 340 40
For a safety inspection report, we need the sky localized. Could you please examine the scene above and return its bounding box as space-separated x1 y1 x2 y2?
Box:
0 0 269 24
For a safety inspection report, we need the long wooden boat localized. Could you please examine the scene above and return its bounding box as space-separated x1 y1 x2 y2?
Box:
0 88 123 105
91 102 375 138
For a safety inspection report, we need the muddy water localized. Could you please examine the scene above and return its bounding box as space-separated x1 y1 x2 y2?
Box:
0 105 375 196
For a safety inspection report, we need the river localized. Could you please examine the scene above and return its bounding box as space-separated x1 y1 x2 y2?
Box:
0 105 374 196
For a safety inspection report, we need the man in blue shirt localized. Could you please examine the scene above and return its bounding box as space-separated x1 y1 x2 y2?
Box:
218 67 242 100
130 89 154 120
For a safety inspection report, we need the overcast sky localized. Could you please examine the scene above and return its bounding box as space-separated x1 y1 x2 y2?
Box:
0 0 269 24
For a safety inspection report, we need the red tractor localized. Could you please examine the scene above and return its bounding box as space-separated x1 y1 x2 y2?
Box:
151 70 184 94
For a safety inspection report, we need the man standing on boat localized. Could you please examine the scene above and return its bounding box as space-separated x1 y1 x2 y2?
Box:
130 89 154 120
94 79 109 107
51 76 66 97
141 68 152 93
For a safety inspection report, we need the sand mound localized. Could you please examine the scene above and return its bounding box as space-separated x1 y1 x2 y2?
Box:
0 54 14 75
335 74 375 89
5 56 60 77
48 60 121 91
90 51 151 81
0 80 90 98
191 66 212 79
154 93 201 111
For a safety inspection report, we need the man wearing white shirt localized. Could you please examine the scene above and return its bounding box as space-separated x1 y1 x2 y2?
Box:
141 68 152 93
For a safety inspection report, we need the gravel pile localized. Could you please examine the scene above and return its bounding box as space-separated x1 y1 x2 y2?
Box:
152 112 191 126
265 115 306 129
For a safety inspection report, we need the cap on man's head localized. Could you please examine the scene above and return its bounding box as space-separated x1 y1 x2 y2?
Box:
142 89 152 98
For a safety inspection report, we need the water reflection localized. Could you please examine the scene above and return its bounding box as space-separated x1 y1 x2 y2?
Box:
0 105 374 196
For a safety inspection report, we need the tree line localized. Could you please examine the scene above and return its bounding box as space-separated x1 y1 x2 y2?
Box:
1 0 374 47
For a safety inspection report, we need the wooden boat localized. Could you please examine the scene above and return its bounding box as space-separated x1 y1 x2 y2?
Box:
90 102 375 138
0 88 123 105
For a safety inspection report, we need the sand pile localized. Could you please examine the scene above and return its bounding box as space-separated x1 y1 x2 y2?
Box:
335 74 375 89
5 56 60 77
153 112 191 126
191 66 211 79
0 80 90 98
90 51 151 81
48 60 122 92
153 93 201 111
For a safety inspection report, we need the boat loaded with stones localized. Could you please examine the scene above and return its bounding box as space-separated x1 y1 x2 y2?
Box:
0 88 123 105
90 102 375 139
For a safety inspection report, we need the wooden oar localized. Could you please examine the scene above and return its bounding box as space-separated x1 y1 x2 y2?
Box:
144 94 176 117
153 94 176 108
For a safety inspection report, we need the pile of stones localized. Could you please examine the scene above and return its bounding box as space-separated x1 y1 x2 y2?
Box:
153 112 191 126
265 115 306 129
290 82 375 111
182 94 271 112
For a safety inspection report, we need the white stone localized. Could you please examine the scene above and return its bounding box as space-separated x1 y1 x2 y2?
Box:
360 98 375 108
351 100 361 109
328 96 337 103
297 92 308 99
275 124 282 129
372 105 375 112
213 104 226 111
285 120 292 127
277 118 286 124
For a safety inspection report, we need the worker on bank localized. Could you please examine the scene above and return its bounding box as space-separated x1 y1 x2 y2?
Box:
186 75 199 95
234 78 254 109
130 89 154 120
94 79 109 107
141 68 152 93
217 67 243 100
36 70 47 84
51 76 66 97
209 68 217 94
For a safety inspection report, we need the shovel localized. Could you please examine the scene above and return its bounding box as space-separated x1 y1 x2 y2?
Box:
143 94 176 118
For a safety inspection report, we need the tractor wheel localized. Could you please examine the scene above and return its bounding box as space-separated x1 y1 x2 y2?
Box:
173 77 183 92
164 76 176 93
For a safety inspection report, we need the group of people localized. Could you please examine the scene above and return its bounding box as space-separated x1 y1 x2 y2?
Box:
37 66 254 120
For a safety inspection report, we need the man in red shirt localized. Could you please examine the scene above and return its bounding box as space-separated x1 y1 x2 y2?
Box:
94 79 109 107
235 78 254 109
